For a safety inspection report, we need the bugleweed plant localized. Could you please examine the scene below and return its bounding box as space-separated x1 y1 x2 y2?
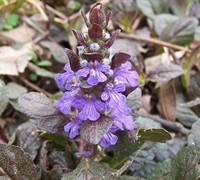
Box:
16 3 172 179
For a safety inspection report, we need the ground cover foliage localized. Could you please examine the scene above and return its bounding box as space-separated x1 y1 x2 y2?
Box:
0 0 200 179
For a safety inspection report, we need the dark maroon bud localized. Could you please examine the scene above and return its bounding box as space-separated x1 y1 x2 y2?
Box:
65 48 80 71
82 52 103 62
111 53 131 69
81 10 90 27
89 3 105 25
103 29 121 48
88 24 103 39
71 29 88 47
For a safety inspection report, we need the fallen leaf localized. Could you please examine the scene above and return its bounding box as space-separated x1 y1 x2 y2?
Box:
0 25 35 44
159 81 176 121
0 44 32 75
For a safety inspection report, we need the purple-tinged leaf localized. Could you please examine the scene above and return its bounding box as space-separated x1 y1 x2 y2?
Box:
104 11 112 28
88 24 103 39
111 52 131 69
80 116 114 144
103 29 121 48
0 144 38 180
146 63 184 82
82 52 103 62
71 29 88 47
18 92 69 133
89 3 104 25
65 48 80 72
81 10 90 27
62 158 114 180
15 122 42 160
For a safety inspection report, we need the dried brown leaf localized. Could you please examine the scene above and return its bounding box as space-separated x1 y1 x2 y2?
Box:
0 44 32 75
159 81 176 121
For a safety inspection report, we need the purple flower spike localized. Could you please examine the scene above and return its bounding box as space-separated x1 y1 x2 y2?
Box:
99 126 118 147
114 115 134 130
78 94 105 121
101 83 130 116
56 64 75 88
114 61 139 87
64 117 83 138
77 60 110 86
57 88 80 115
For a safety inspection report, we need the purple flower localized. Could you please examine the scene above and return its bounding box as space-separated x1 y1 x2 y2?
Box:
113 115 134 130
99 126 118 148
64 117 83 138
78 94 105 121
77 61 110 86
57 88 80 115
113 61 139 87
101 83 131 116
56 64 75 88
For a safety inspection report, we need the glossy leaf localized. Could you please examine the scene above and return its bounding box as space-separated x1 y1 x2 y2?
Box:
0 144 38 180
137 128 172 143
18 92 68 133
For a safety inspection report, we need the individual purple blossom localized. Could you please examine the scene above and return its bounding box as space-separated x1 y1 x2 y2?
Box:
64 117 83 138
57 88 80 115
77 60 110 86
101 83 131 116
56 64 74 88
113 115 134 130
78 94 105 121
113 61 139 87
99 126 118 148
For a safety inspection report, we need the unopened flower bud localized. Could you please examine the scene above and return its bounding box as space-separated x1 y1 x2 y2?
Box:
90 43 100 52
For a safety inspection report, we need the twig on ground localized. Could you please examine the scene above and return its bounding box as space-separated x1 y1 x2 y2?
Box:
19 76 53 98
119 32 192 53
21 16 54 42
139 111 190 136
113 144 145 178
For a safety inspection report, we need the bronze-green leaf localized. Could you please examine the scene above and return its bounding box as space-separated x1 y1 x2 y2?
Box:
137 128 172 143
0 144 38 180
